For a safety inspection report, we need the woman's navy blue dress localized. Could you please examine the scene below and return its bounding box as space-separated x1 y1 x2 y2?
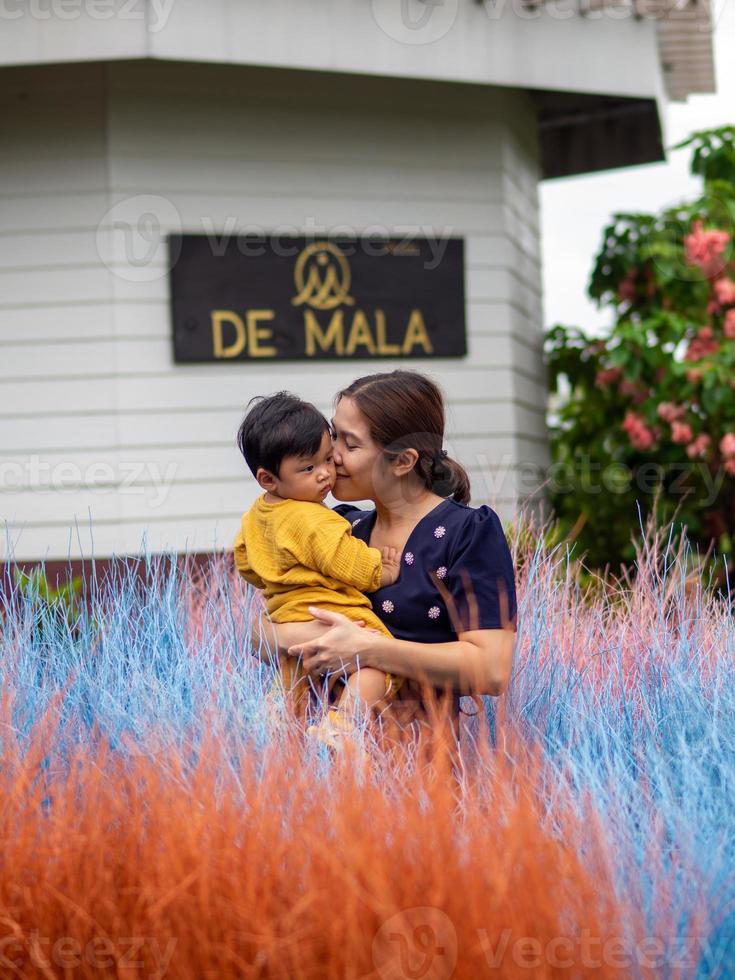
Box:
333 497 517 644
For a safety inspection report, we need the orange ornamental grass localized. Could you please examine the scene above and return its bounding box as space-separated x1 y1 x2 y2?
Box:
0 688 654 980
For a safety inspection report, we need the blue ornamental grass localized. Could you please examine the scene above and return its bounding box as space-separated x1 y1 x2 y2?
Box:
0 505 732 978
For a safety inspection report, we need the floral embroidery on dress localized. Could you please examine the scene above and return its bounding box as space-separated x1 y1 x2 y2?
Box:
436 566 447 579
433 526 446 539
382 600 394 613
428 605 441 619
404 552 414 565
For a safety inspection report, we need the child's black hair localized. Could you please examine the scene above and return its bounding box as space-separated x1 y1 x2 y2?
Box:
236 391 330 478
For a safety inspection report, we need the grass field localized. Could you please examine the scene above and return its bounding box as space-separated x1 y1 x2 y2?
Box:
1 508 733 978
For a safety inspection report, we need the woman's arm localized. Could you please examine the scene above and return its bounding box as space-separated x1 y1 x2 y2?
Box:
364 627 515 697
293 608 516 697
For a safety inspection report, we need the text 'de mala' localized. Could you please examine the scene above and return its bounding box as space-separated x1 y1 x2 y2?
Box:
169 235 467 363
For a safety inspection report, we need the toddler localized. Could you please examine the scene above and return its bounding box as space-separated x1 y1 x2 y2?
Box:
233 391 403 744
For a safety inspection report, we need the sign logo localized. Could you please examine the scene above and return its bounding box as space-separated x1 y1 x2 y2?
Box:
291 240 355 311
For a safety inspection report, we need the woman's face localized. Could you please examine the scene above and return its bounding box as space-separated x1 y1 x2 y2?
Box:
330 396 385 502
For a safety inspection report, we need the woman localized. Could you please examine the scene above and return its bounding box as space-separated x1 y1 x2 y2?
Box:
265 369 518 742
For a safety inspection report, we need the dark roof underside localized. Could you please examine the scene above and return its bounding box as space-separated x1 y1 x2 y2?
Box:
532 90 665 180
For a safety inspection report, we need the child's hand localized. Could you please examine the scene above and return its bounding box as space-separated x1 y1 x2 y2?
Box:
379 546 401 587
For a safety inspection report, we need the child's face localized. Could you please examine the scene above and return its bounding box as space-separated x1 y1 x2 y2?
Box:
257 430 336 503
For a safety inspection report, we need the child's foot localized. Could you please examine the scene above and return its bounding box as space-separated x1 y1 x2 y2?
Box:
306 708 355 746
306 709 372 765
263 685 285 725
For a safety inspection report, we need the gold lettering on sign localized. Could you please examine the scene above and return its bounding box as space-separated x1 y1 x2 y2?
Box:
374 309 400 355
345 311 376 356
303 308 434 357
402 310 433 354
246 309 277 357
211 309 277 358
304 310 344 355
211 310 246 358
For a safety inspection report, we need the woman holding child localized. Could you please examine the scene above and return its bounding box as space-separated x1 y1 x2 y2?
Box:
236 369 518 746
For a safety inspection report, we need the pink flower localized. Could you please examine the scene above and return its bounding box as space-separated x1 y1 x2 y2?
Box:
595 367 623 388
686 434 711 459
685 334 720 361
686 369 703 384
725 459 735 477
671 422 693 444
619 378 641 398
657 402 686 423
637 429 655 450
719 433 735 458
724 310 735 339
684 220 730 279
714 277 735 306
631 428 655 451
698 325 714 340
622 411 655 451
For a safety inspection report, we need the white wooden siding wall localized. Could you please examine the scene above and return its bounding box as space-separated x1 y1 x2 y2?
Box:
0 62 548 562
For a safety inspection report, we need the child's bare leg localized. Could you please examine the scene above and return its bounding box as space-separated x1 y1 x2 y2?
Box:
271 619 332 655
263 620 341 718
334 666 389 719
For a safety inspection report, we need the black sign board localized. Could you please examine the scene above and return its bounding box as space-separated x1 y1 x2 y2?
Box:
169 234 466 362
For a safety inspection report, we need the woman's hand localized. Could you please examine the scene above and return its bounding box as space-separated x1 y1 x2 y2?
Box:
287 607 373 677
286 609 428 734
270 616 371 658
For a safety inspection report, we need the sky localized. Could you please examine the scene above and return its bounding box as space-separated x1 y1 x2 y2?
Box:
539 0 735 338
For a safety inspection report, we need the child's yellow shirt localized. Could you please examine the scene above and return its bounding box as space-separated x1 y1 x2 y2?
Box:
233 495 389 631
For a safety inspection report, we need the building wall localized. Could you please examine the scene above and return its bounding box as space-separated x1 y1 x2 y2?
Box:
0 61 548 563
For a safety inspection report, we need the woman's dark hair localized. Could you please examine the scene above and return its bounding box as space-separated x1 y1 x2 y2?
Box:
236 391 329 478
336 370 471 504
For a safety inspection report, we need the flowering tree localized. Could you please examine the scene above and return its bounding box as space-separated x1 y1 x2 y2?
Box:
545 126 735 575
